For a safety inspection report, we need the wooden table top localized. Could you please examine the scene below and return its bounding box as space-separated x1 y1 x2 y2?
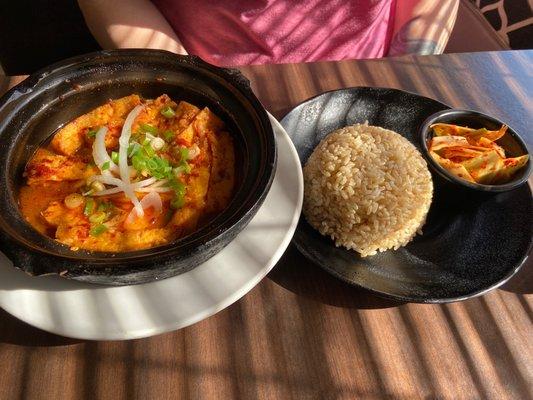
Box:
0 50 531 400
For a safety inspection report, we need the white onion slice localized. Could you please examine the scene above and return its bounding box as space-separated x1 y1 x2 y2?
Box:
96 177 130 197
135 187 173 193
133 179 170 193
91 187 123 196
141 192 163 214
92 126 118 173
119 104 144 181
89 174 126 186
151 179 168 188
126 192 162 223
133 177 158 188
92 177 158 196
118 105 145 215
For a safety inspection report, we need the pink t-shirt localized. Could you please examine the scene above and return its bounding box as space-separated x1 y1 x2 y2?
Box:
152 0 396 66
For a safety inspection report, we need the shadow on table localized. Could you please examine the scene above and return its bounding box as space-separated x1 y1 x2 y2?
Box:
268 244 404 309
499 258 532 294
0 308 81 346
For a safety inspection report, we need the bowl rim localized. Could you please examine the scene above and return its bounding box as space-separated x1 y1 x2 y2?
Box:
419 108 532 192
0 49 277 279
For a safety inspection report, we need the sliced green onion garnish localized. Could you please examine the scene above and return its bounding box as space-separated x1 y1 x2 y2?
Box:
146 159 158 170
128 142 141 158
89 211 107 224
164 130 174 141
87 128 98 138
140 123 158 134
126 135 190 205
169 179 186 209
132 155 146 172
171 195 185 209
160 106 176 118
111 151 119 164
143 143 156 157
173 164 191 176
179 147 189 161
90 224 107 236
101 161 110 171
97 201 112 212
83 198 95 216
164 209 174 223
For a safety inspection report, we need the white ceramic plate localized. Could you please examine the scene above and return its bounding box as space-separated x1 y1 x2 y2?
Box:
0 114 303 340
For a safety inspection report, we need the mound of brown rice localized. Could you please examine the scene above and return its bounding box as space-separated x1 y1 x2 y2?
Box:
303 123 433 257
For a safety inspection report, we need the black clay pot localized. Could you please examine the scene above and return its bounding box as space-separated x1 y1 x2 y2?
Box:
0 49 277 285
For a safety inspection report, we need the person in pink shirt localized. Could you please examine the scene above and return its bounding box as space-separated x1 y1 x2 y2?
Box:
78 0 459 66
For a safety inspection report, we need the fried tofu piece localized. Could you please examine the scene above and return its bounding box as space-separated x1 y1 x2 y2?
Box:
170 131 212 234
58 231 124 252
19 181 83 234
205 131 235 214
170 165 211 234
122 200 170 231
122 228 173 250
52 104 113 156
54 211 90 247
195 107 224 136
52 94 141 155
161 101 201 143
40 196 115 251
132 94 175 132
25 149 87 185
64 214 174 251
177 123 196 147
103 95 144 149
41 201 68 226
186 165 211 203
170 206 201 236
108 94 143 124
54 210 125 252
176 107 223 146
170 113 233 232
173 101 201 132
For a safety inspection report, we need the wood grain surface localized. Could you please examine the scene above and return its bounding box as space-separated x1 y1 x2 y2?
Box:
0 51 532 400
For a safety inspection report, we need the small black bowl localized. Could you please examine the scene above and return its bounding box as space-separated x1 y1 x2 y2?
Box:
0 49 277 285
419 109 531 192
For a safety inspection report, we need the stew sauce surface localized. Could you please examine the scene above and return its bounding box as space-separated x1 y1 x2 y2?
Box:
19 94 235 252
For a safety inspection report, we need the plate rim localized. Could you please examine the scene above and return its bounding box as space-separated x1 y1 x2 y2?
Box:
292 223 532 303
281 86 451 120
281 86 532 303
0 113 304 339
